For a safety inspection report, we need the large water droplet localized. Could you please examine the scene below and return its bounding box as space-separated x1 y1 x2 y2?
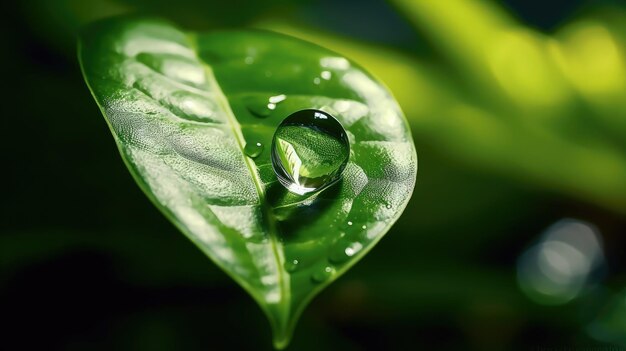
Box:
271 109 350 195
311 265 335 283
244 141 263 158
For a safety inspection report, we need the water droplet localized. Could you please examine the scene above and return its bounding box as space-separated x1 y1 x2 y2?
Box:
245 95 287 118
321 71 332 80
311 265 335 283
244 142 263 158
385 203 392 209
244 56 254 64
346 242 363 257
361 225 367 230
347 221 353 226
271 110 350 195
329 241 363 263
313 77 321 85
245 99 271 118
285 259 299 272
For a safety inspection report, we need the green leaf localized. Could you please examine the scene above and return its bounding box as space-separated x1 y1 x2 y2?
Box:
78 17 416 348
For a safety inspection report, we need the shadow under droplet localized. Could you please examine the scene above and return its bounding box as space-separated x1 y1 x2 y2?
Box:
267 179 343 239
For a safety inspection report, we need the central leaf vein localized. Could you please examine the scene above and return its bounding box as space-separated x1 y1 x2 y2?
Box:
186 34 290 313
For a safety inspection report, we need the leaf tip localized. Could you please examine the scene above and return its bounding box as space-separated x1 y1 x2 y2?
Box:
272 334 291 350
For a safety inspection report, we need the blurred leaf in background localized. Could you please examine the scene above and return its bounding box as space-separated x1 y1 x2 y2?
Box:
2 0 626 350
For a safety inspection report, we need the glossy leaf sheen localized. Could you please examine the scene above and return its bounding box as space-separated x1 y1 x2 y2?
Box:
79 18 416 348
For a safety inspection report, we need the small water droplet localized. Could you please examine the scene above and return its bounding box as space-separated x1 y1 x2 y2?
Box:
385 203 392 209
330 241 363 263
345 242 363 257
271 109 350 195
244 56 254 64
285 259 299 272
321 71 332 80
313 77 321 85
244 142 263 158
361 225 367 230
347 221 353 226
245 99 272 118
311 265 335 283
245 95 287 118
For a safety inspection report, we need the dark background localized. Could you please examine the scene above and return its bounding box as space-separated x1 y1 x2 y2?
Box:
3 0 626 350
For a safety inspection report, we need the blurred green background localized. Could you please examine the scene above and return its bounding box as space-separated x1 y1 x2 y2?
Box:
3 0 626 350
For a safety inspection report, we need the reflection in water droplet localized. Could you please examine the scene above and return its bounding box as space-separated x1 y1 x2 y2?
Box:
285 259 299 272
312 265 335 283
244 142 263 158
271 109 350 195
321 71 332 80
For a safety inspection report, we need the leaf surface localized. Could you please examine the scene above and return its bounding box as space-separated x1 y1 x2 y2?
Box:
79 17 417 348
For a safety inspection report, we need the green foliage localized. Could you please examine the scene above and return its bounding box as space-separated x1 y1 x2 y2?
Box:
78 17 416 348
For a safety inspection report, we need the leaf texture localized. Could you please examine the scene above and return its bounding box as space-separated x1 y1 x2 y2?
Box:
79 17 417 348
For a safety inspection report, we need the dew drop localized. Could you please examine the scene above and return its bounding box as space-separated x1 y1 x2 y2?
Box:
245 94 287 118
345 242 363 257
361 225 367 230
245 98 272 118
329 241 363 264
244 142 263 158
385 203 392 209
311 265 335 283
271 110 350 195
347 221 353 226
285 259 299 272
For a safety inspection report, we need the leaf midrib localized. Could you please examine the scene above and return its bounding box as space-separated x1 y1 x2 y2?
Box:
186 33 290 316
